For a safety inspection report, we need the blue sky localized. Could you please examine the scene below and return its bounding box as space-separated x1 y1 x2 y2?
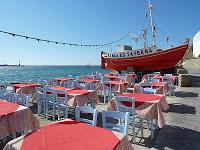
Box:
0 0 199 65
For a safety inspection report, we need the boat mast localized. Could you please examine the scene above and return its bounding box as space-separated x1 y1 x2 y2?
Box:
148 0 156 46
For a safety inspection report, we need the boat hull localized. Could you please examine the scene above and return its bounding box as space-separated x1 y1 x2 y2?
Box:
101 44 188 71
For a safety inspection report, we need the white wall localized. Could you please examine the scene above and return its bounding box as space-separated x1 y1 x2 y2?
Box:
193 31 200 57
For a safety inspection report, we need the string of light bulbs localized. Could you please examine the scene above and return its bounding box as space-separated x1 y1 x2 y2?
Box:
0 30 128 48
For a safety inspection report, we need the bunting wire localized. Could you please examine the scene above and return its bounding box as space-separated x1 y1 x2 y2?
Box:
0 30 128 48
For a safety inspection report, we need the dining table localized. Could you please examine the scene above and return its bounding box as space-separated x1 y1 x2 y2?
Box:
54 77 75 86
99 81 128 95
14 82 42 103
134 82 169 96
14 83 42 93
0 99 40 140
106 74 136 87
108 93 169 128
51 86 100 107
3 119 133 150
153 75 177 83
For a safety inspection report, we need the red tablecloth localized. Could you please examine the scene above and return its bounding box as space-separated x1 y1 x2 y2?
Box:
153 76 177 82
109 81 128 85
134 82 168 96
54 77 74 81
0 99 40 140
0 99 19 117
54 77 75 86
52 86 75 91
20 120 120 150
120 93 164 102
81 79 99 84
98 81 128 95
14 83 41 92
50 87 99 107
108 93 169 128
67 89 90 95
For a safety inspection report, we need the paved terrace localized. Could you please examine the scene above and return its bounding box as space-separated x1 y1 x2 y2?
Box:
1 68 200 150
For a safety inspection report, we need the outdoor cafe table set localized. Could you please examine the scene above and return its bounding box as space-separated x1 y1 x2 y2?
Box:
51 86 99 107
4 119 134 150
134 82 169 96
0 99 39 141
13 82 42 102
98 81 128 95
142 74 177 83
108 93 169 128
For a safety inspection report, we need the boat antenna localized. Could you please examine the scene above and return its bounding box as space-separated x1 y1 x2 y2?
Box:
142 29 148 48
148 0 156 46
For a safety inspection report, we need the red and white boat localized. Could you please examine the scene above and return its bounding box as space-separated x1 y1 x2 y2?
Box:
101 0 188 72
101 43 188 71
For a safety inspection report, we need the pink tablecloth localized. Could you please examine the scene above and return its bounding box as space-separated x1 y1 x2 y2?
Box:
108 93 169 128
54 77 74 86
14 83 41 93
14 83 42 103
51 87 100 107
135 82 169 95
153 76 177 83
4 119 133 150
0 99 40 140
106 74 136 87
98 81 128 95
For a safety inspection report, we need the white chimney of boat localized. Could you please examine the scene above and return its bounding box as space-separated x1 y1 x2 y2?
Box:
193 31 200 58
118 45 133 52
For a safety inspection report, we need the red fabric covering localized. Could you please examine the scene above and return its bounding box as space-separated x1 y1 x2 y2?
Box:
14 83 41 88
81 79 98 83
14 83 41 92
67 89 89 95
109 81 128 85
52 86 73 91
54 77 74 81
121 101 144 108
0 99 19 117
154 76 177 82
48 87 88 97
21 120 120 150
150 82 167 87
120 93 163 107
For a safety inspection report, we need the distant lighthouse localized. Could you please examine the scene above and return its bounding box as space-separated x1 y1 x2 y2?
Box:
19 60 21 66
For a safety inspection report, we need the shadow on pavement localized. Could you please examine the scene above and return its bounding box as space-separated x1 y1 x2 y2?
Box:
168 103 196 114
153 125 200 150
191 76 200 87
175 91 198 98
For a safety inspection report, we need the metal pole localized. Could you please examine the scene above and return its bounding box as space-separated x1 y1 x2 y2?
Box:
148 0 156 46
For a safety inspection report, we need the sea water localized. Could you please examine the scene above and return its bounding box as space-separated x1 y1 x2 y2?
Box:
0 66 109 83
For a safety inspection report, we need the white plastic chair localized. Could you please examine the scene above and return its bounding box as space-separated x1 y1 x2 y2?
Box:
55 90 69 120
75 106 98 126
164 74 172 76
102 81 112 103
4 92 17 103
147 74 155 82
149 78 160 83
163 77 175 96
102 111 130 137
36 87 46 116
49 79 59 86
140 84 157 94
154 72 161 75
84 82 96 91
63 80 77 88
0 85 7 99
16 94 30 106
115 96 143 143
45 88 56 121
